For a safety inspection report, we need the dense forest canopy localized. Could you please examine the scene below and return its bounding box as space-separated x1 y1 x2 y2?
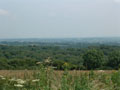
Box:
0 38 120 70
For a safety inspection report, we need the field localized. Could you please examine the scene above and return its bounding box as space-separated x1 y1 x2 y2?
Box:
0 68 119 90
0 70 115 78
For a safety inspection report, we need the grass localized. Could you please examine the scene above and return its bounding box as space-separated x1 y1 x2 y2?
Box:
0 67 118 90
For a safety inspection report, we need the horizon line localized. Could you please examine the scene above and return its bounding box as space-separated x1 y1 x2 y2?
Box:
0 36 120 40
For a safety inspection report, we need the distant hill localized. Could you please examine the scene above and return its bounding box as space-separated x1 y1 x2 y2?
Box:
0 37 120 47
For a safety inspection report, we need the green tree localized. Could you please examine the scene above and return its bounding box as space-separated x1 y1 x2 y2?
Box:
83 49 104 70
107 51 120 69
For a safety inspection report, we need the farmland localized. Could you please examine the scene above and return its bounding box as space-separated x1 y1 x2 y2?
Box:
0 69 119 90
0 70 115 78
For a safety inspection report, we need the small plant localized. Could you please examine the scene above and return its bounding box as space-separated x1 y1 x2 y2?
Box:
0 66 119 90
73 73 91 90
111 70 120 90
61 70 73 90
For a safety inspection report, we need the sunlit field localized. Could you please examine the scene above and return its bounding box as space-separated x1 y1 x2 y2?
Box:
0 70 115 78
0 67 119 90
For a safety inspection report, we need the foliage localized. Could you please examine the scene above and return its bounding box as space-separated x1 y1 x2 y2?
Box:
0 68 117 90
0 45 120 70
107 51 120 69
83 49 104 70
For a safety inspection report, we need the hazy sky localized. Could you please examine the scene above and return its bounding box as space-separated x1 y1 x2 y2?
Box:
0 0 120 38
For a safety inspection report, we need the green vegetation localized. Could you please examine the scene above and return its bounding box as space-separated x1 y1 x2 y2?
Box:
83 49 104 70
0 41 120 89
0 44 120 70
0 66 119 90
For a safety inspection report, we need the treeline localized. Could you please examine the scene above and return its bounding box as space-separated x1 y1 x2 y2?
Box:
0 45 120 70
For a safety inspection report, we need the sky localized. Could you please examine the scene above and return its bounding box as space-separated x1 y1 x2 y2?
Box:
0 0 120 38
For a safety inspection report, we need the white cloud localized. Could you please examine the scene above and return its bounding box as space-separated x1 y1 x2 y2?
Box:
0 9 9 15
